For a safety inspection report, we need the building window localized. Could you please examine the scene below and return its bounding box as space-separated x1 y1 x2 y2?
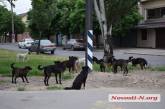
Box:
141 30 147 40
147 7 165 19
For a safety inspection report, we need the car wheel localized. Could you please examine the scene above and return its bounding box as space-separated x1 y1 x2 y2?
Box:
51 50 54 54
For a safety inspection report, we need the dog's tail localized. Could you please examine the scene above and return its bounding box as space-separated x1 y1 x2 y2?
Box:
38 65 44 70
64 87 73 90
10 63 15 69
144 60 148 67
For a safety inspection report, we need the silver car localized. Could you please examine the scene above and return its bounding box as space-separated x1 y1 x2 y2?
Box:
63 39 85 50
28 39 56 54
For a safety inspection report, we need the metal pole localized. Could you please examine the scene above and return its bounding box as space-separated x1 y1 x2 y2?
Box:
11 0 15 43
85 0 93 70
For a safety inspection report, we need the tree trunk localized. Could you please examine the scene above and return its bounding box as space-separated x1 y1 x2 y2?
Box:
94 0 114 62
103 34 113 62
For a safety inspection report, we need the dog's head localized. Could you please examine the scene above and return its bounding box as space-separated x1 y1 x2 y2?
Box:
25 66 32 71
69 56 78 61
82 66 90 72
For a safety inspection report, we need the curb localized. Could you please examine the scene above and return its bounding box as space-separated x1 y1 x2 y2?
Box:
124 52 165 56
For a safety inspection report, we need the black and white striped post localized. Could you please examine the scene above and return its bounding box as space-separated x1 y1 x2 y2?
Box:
87 30 93 70
85 0 93 71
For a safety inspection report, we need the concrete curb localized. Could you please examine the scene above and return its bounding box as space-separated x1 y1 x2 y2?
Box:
124 52 165 56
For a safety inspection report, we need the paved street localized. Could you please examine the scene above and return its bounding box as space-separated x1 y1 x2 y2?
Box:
1 43 165 66
0 88 164 109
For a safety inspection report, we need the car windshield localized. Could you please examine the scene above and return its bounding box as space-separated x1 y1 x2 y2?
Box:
41 40 52 45
25 39 33 41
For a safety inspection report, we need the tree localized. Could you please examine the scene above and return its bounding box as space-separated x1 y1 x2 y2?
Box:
29 0 56 38
0 5 25 42
94 0 139 61
29 0 57 54
113 7 142 37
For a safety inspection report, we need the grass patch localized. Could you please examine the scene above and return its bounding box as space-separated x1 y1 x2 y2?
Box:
149 66 165 71
0 49 66 76
62 71 74 80
17 87 26 91
47 85 63 90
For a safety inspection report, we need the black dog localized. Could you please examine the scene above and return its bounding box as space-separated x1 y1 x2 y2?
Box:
93 56 106 72
11 63 32 84
64 66 89 90
38 62 66 86
130 56 148 70
112 56 132 76
55 56 78 73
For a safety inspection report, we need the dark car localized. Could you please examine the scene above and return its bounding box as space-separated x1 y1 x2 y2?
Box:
28 39 56 54
63 39 85 50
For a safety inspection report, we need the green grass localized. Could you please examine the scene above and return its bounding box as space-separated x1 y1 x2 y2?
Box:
1 49 165 78
149 66 165 71
17 87 26 91
0 49 66 76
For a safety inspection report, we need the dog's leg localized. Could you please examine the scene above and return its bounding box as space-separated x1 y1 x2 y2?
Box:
24 76 29 83
21 77 25 82
47 75 51 86
44 75 47 86
59 73 62 84
140 63 143 70
14 76 17 84
55 73 58 84
69 67 71 73
12 71 14 83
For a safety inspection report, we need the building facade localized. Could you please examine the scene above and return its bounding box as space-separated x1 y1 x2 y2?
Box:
17 12 31 42
137 0 165 48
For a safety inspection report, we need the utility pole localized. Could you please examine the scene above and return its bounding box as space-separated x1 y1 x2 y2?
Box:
85 0 93 70
7 0 15 43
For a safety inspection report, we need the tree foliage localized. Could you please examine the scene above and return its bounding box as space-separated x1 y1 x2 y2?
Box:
94 0 140 59
29 0 56 38
113 7 142 37
0 5 25 36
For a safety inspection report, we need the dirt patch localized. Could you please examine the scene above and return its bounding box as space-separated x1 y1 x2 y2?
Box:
0 70 165 91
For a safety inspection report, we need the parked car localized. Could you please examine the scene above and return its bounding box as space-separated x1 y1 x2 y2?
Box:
63 39 85 50
28 39 56 54
18 38 34 49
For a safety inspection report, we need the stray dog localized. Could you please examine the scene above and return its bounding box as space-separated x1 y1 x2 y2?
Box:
130 56 148 70
16 52 29 62
64 66 89 90
75 58 85 72
11 63 32 84
112 56 132 76
93 56 106 72
38 62 67 86
57 56 78 73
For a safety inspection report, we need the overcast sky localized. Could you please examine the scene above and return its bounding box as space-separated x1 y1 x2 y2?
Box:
6 0 32 15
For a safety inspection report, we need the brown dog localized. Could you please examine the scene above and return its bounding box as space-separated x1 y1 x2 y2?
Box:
11 63 32 84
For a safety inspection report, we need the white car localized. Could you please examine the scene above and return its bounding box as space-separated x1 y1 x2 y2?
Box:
18 38 34 49
63 39 85 50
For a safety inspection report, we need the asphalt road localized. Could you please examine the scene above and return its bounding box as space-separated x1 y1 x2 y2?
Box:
0 43 165 66
0 88 164 109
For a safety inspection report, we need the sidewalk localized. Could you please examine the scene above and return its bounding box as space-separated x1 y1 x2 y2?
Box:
123 48 165 56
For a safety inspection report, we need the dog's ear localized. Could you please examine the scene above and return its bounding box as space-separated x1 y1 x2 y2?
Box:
26 66 32 70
